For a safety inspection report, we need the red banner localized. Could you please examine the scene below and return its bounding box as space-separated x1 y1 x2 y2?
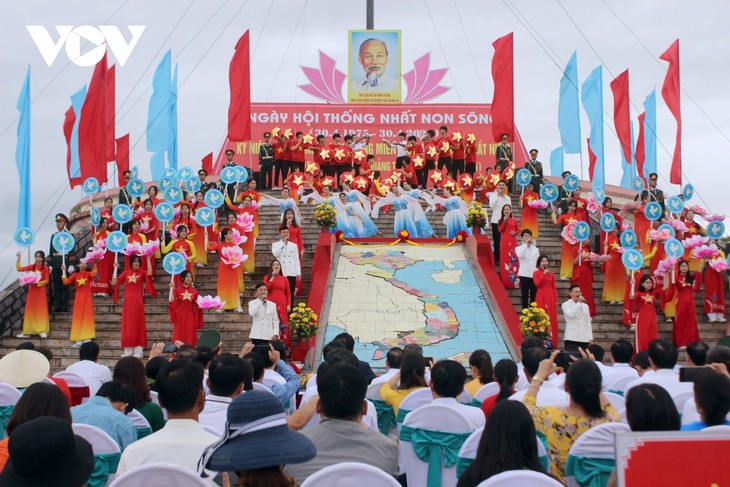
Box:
214 103 529 175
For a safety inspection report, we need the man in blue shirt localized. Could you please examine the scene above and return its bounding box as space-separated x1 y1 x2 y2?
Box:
71 381 137 450
247 343 300 406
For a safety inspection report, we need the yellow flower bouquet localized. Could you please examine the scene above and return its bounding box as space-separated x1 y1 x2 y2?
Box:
465 202 488 229
314 201 337 228
519 302 551 340
289 302 319 338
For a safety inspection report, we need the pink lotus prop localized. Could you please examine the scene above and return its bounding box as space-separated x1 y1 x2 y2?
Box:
693 244 719 260
169 228 178 240
236 213 255 233
137 240 160 257
528 199 549 209
19 272 41 286
586 196 599 215
84 247 106 263
666 219 688 232
229 229 246 246
561 222 578 245
297 51 346 103
648 229 671 242
621 221 631 232
220 245 248 268
93 239 106 250
618 200 641 217
135 207 145 216
709 258 730 273
688 205 708 217
585 252 611 263
250 200 259 210
705 213 726 222
139 221 150 233
682 235 708 249
654 257 677 277
122 242 143 256
174 207 181 217
196 295 225 310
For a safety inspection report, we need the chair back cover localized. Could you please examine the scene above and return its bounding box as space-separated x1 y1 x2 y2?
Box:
73 424 122 487
300 461 401 487
366 381 384 401
607 375 634 395
671 390 694 413
565 422 630 487
54 371 91 406
127 409 153 439
603 392 626 416
472 382 500 406
476 470 564 486
397 388 434 426
109 463 211 487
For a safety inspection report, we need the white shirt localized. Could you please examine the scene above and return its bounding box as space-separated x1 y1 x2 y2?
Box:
300 386 379 433
510 380 570 408
422 397 485 430
624 369 692 403
116 419 218 475
562 299 593 343
488 193 511 224
515 243 540 278
603 362 638 386
272 240 301 277
393 141 408 157
65 360 112 396
199 395 233 437
248 298 279 340
371 368 399 385
351 74 399 92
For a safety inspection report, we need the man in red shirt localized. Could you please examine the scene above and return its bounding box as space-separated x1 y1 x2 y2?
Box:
407 135 426 188
357 154 375 178
331 133 352 184
436 125 452 176
273 135 287 190
312 134 334 178
451 134 466 178
465 141 478 176
401 156 420 188
289 132 306 174
423 130 439 188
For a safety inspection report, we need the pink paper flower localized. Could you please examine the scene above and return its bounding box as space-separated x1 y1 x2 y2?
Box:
648 229 671 242
220 245 248 268
174 207 181 217
122 242 143 256
139 221 150 233
93 239 107 250
621 221 631 232
135 207 145 216
19 272 41 286
84 247 106 263
586 196 599 215
137 240 160 257
196 295 225 310
654 257 677 277
688 205 708 217
585 252 611 263
666 219 688 232
236 213 255 233
250 200 259 210
682 235 709 249
618 200 641 217
229 229 246 246
705 213 726 222
693 244 720 260
170 228 178 240
709 258 730 273
561 222 578 245
528 199 548 209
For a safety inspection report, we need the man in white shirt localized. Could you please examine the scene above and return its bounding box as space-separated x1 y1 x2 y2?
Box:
603 339 638 390
488 180 511 264
248 283 279 343
515 229 540 310
624 339 692 409
65 341 112 396
562 285 593 350
383 132 409 169
510 347 569 407
116 359 218 475
371 347 403 385
272 227 301 306
199 354 249 437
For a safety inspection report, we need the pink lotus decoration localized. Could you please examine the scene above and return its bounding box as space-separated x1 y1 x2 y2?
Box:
84 247 106 263
174 207 181 217
170 228 178 240
621 221 631 232
693 244 719 260
654 257 677 277
298 51 346 103
618 200 641 217
122 242 143 256
648 229 671 242
709 257 730 273
19 272 41 286
403 53 450 104
705 213 726 222
688 205 708 217
220 245 247 268
236 213 255 233
586 196 599 215
528 199 549 209
585 252 611 263
135 207 145 216
229 229 246 246
139 221 150 233
250 200 259 210
666 219 688 232
137 240 160 257
561 222 578 245
93 239 106 250
682 235 709 249
196 295 225 310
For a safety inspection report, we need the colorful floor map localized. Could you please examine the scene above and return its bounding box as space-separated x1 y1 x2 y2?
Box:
324 244 512 368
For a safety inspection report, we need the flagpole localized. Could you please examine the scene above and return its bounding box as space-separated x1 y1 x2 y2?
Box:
579 153 584 181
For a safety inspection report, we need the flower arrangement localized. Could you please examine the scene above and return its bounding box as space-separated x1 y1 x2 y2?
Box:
289 302 319 338
519 303 551 340
314 202 337 228
688 205 708 217
665 218 688 232
561 221 578 245
465 202 488 229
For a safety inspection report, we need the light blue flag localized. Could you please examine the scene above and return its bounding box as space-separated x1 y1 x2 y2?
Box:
150 151 165 182
16 67 31 230
550 146 564 176
168 64 178 170
147 49 171 153
620 121 636 189
558 51 582 154
581 65 605 191
643 89 657 179
69 85 87 179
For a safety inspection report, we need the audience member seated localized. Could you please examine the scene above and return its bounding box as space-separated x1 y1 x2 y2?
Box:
380 351 428 416
199 354 253 437
116 359 218 474
686 341 709 366
458 400 551 487
65 341 112 396
604 339 638 384
302 341 346 394
632 351 652 377
523 352 619 482
423 359 485 430
114 356 166 432
624 339 692 407
625 384 680 431
510 347 569 408
587 344 612 388
145 356 168 392
371 347 404 385
465 349 494 397
199 391 316 487
0 382 72 471
681 368 730 430
515 337 547 391
250 343 300 406
71 381 137 450
706 345 730 371
334 333 377 384
284 362 399 484
481 359 518 419
35 346 73 405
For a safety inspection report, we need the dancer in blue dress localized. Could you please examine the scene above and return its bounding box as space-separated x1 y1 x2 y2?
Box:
401 180 435 238
341 181 379 237
371 185 420 238
260 187 302 224
431 186 472 238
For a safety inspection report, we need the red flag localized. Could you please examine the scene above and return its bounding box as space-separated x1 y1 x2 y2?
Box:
64 106 82 188
115 134 129 187
659 40 682 185
610 69 632 164
106 65 116 162
490 32 514 142
201 152 213 174
79 54 109 185
635 112 647 184
228 30 251 142
587 138 596 180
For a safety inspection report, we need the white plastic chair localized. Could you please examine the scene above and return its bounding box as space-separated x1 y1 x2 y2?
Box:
472 382 500 405
53 371 92 406
127 409 153 439
0 383 22 405
671 390 695 413
400 404 474 487
366 381 384 401
703 425 730 432
109 463 211 487
604 392 626 417
73 423 121 487
458 389 473 405
565 422 631 487
397 388 434 431
681 398 701 425
300 461 401 487
607 375 635 395
149 390 159 406
476 470 563 486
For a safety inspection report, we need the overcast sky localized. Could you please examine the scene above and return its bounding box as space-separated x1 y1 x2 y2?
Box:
1 0 729 288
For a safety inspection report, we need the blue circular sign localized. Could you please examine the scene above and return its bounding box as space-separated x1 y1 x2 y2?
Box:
220 166 238 185
563 174 580 193
90 207 101 227
178 167 195 181
644 202 663 221
632 176 645 191
162 251 187 275
52 231 75 254
112 204 133 224
194 207 216 227
706 221 726 240
539 184 559 203
186 178 201 193
204 189 224 208
515 169 532 187
163 186 183 204
162 168 178 180
682 184 694 201
127 178 146 198
154 202 175 223
620 229 638 249
666 196 684 214
82 177 99 196
572 221 591 242
621 249 644 271
130 166 139 179
235 166 249 183
657 223 676 237
106 231 128 253
13 227 35 247
159 177 175 192
600 212 616 232
593 186 606 204
664 238 684 259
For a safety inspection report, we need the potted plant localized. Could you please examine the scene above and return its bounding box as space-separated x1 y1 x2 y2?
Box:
519 302 551 345
313 201 337 232
289 303 319 361
466 202 488 234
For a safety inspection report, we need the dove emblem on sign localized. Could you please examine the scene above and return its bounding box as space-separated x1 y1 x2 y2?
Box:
602 216 611 227
59 237 69 247
545 188 555 197
161 207 170 216
629 254 639 264
112 236 122 246
211 193 220 203
132 183 141 192
669 242 678 253
648 206 659 217
20 231 30 242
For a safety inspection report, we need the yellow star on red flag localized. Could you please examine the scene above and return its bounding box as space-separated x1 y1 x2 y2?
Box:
181 290 193 301
302 134 314 144
77 277 87 286
127 274 139 283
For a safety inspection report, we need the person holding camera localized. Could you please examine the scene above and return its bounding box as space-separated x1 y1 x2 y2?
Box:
562 285 593 351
